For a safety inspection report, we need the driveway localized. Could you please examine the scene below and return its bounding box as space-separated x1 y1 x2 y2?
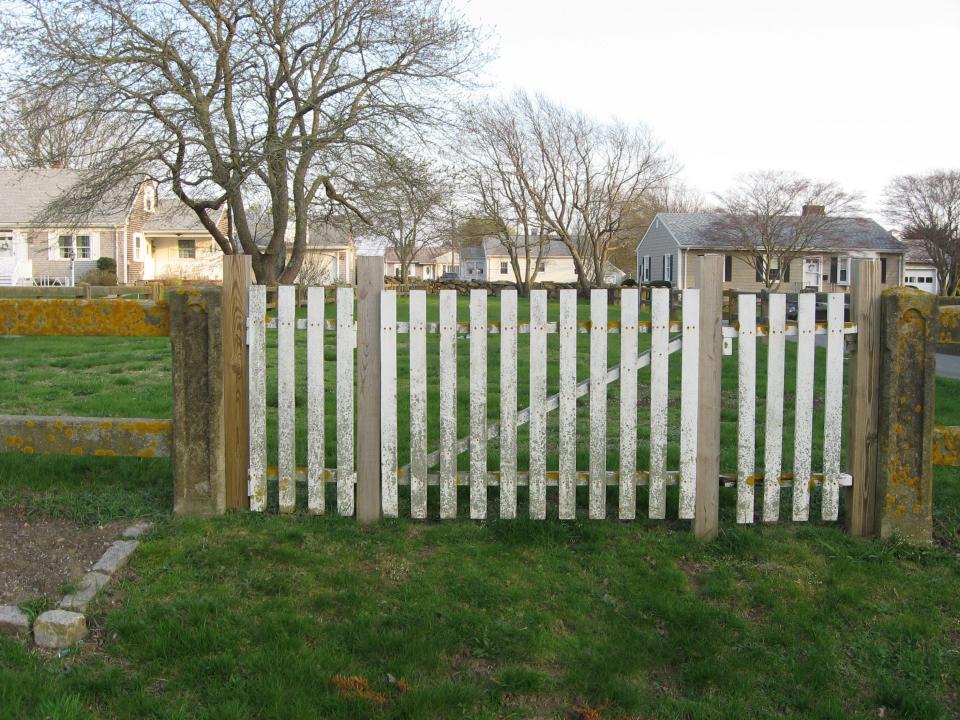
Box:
786 333 960 379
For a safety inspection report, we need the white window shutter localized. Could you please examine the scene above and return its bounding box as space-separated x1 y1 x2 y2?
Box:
90 231 100 259
47 231 58 260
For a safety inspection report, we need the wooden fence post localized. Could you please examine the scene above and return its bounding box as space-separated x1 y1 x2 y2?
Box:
170 288 225 515
222 255 253 511
847 258 883 536
694 254 723 541
876 287 938 544
356 255 383 524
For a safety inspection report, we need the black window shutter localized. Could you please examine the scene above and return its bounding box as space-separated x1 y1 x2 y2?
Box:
881 258 887 284
830 257 838 283
784 261 791 282
724 255 732 282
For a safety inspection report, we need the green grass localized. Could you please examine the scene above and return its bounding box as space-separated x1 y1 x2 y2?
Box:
1 296 959 718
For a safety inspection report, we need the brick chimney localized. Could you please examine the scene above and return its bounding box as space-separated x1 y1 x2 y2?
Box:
802 204 825 216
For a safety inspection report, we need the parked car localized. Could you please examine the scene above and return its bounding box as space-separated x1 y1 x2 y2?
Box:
440 271 459 280
786 292 850 322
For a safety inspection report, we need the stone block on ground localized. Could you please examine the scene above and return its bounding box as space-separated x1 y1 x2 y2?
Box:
0 605 30 637
92 540 139 575
33 610 87 648
59 571 110 612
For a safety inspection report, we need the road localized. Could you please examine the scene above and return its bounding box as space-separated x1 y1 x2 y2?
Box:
786 332 960 379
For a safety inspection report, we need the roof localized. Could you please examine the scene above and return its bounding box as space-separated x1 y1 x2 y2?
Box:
482 236 572 258
383 245 455 264
144 201 222 234
0 168 136 225
252 220 351 249
647 212 905 253
460 244 485 261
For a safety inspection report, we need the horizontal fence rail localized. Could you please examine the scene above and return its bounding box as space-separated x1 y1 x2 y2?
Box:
0 415 171 458
0 298 170 337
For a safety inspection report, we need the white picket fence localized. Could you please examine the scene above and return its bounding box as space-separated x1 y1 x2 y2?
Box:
246 285 855 523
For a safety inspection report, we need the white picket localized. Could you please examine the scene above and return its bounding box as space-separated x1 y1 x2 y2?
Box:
618 288 639 520
439 290 458 519
792 293 816 521
380 290 398 518
277 285 296 513
499 290 518 520
306 286 325 514
678 289 700 520
822 292 844 521
559 289 578 520
762 293 786 522
336 286 355 516
736 294 757 523
409 290 428 519
589 289 608 520
529 290 548 519
469 290 488 519
649 287 670 519
248 285 267 512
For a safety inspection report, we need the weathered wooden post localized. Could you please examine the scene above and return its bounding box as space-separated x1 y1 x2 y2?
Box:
170 287 225 515
355 255 383 524
694 254 723 541
847 258 882 536
222 255 253 510
876 287 937 544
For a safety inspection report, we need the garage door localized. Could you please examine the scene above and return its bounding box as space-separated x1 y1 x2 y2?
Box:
905 272 937 294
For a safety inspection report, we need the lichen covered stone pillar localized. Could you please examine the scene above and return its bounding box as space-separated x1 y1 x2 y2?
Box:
170 287 225 515
877 287 938 544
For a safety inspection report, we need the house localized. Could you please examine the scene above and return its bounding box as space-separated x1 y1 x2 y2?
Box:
901 238 939 294
635 212 906 292
460 236 580 282
142 202 228 281
291 223 355 284
384 245 459 280
0 168 156 286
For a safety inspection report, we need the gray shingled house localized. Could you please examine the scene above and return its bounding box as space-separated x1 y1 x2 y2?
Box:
635 212 906 293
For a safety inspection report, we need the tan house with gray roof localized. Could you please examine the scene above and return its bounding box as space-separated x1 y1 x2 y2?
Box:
636 212 907 293
0 168 158 286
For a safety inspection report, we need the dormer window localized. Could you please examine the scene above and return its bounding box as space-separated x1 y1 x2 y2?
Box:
143 184 157 213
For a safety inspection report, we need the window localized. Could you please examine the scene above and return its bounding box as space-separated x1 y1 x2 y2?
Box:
500 261 508 274
640 255 651 282
724 255 733 282
0 231 13 257
539 261 546 272
57 234 91 259
143 184 156 212
394 266 401 278
837 257 850 285
663 254 673 282
880 258 887 284
133 233 145 261
178 238 196 259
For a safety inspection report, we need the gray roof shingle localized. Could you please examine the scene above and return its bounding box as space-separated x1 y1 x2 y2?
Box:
0 168 135 225
651 212 905 253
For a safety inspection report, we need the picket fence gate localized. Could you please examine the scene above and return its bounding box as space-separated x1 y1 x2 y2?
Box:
246 279 857 525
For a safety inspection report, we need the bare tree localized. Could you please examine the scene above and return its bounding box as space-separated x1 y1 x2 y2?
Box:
711 171 861 291
0 89 129 169
2 0 484 283
460 92 676 293
884 170 960 295
461 104 547 295
366 157 450 284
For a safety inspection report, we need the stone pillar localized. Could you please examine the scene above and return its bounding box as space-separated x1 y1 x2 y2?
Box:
876 287 938 544
170 288 225 515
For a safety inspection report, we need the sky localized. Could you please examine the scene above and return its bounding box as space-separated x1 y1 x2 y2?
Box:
454 0 960 219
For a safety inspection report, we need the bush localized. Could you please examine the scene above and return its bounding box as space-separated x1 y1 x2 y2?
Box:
96 256 117 272
82 269 118 286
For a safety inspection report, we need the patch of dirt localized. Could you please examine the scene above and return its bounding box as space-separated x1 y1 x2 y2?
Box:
0 507 126 604
677 559 707 596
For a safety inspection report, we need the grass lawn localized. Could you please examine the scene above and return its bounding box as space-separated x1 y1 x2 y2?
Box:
0 295 958 718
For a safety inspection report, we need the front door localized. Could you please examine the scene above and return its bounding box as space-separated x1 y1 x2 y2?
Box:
803 257 822 290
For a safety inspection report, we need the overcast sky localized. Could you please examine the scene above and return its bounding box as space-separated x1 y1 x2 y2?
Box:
455 0 960 219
